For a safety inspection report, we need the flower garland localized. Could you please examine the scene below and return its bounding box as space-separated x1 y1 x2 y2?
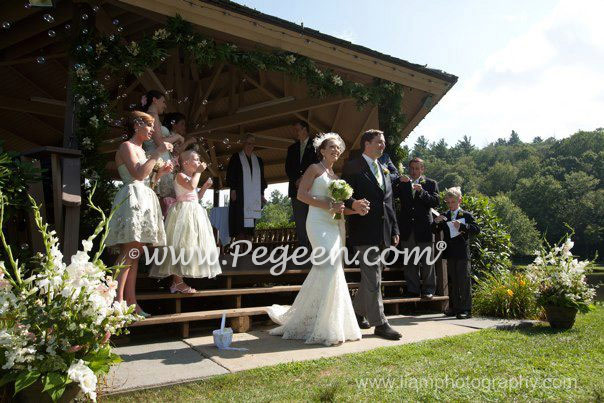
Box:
71 15 406 232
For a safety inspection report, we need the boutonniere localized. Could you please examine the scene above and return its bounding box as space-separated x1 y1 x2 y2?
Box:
419 177 426 184
383 168 390 175
457 211 464 218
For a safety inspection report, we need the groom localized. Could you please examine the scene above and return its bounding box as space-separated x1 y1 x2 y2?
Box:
343 129 402 340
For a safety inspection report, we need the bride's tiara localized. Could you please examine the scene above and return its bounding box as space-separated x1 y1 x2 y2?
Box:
312 132 346 152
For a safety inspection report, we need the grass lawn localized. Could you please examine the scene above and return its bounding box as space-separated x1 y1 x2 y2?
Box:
103 306 604 402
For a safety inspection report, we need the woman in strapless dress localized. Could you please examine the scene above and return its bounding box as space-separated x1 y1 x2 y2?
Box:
106 111 174 317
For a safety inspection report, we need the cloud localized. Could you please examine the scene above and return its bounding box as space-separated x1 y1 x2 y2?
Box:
409 0 604 148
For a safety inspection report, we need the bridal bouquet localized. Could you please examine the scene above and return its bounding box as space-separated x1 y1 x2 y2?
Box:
327 179 353 220
0 187 139 401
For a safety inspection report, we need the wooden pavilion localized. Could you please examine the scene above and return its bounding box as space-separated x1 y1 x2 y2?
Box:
0 0 457 335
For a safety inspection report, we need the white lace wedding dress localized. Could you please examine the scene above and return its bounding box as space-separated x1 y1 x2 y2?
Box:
266 171 362 346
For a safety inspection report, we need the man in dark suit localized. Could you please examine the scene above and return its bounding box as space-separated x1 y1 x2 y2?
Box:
285 121 318 248
395 157 440 298
432 187 480 319
378 151 400 184
343 129 401 340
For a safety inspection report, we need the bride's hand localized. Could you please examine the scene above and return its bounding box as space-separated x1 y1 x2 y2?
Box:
330 202 344 215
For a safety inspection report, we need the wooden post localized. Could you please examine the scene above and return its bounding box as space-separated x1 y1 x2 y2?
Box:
61 4 85 264
50 154 63 244
21 157 45 254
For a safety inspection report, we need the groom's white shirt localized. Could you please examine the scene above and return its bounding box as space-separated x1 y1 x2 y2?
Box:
362 153 384 188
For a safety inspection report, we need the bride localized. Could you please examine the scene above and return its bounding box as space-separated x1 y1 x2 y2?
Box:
267 132 369 346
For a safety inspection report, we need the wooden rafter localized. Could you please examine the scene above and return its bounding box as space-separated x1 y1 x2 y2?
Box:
331 102 344 132
7 66 55 99
0 2 73 51
0 52 67 67
190 95 352 135
0 95 64 118
110 78 140 109
242 73 329 133
349 106 378 152
192 62 224 122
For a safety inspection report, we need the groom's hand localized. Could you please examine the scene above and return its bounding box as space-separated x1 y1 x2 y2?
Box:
392 235 399 247
352 199 370 215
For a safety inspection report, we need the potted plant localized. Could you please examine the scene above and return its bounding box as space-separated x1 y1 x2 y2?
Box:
0 187 139 401
526 236 596 329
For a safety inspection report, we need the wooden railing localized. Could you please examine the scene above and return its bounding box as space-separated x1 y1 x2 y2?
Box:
20 146 81 263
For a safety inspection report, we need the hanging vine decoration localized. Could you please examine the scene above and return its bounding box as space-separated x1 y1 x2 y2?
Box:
71 15 406 179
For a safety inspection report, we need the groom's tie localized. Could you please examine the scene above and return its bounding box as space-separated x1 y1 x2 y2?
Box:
372 160 384 190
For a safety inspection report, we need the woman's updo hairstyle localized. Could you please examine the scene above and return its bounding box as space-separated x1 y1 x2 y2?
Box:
312 132 346 161
123 111 154 137
140 89 165 112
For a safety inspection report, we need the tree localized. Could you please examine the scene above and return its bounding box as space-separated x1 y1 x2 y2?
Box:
441 172 464 190
412 135 430 159
512 175 566 239
430 138 449 162
508 130 521 145
258 189 293 228
482 162 519 196
491 194 541 255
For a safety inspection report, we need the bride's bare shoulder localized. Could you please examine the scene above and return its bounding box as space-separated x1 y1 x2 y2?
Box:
306 163 323 176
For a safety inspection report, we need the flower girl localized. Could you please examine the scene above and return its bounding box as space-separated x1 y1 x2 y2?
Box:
150 150 222 292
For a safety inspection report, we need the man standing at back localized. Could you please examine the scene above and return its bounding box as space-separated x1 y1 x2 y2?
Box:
395 157 440 299
285 121 318 248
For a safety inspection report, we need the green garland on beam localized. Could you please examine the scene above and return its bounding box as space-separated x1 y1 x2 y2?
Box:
71 15 406 235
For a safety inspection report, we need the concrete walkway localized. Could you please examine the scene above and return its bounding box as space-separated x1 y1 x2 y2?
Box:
103 314 536 395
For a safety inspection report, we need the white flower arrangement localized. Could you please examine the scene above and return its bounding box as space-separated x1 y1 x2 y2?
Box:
74 65 89 79
81 137 93 150
95 43 106 57
152 28 169 40
89 115 99 129
331 74 343 86
127 41 139 56
0 187 139 401
526 236 596 313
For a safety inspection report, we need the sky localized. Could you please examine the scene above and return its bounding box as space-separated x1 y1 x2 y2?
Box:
209 0 604 203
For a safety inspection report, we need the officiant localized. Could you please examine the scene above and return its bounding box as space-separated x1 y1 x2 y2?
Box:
226 134 267 240
285 121 318 248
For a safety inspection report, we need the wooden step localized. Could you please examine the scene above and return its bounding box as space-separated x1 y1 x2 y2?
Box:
131 294 448 328
383 296 449 304
130 306 269 327
137 281 406 301
220 266 404 276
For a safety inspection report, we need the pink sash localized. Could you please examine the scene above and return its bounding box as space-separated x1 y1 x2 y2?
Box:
162 192 198 215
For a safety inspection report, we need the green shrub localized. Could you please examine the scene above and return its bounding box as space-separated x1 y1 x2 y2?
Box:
256 221 295 230
472 268 540 319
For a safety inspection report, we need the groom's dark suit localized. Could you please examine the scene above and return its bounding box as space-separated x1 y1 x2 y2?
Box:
342 155 399 326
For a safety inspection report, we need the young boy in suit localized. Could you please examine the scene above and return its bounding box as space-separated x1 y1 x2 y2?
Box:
432 187 480 319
